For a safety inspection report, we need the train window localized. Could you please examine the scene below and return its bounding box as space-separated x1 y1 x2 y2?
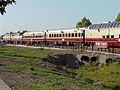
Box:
117 23 120 28
63 34 64 37
66 33 67 37
78 33 81 37
60 34 61 37
118 23 120 27
110 23 114 28
104 24 107 28
49 34 51 37
72 33 74 37
75 33 77 37
54 34 56 37
105 24 108 28
119 35 120 38
103 24 106 28
102 36 105 38
95 25 97 29
111 35 114 38
113 23 117 28
107 35 110 38
52 34 54 37
99 24 102 28
101 24 104 28
89 26 92 29
61 34 62 37
108 24 111 28
68 33 70 37
57 34 59 37
92 25 95 29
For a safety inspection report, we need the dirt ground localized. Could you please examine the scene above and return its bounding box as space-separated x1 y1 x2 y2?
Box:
0 58 45 90
0 54 80 90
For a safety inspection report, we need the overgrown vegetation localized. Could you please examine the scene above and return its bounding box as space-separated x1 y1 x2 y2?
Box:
0 46 120 90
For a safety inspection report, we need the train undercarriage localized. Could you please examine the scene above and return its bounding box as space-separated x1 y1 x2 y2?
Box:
3 40 119 53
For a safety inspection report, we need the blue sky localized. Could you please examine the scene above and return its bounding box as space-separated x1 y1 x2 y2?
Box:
0 0 120 35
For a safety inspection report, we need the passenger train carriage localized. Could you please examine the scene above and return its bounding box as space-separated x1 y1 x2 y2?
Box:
3 32 22 44
2 22 120 49
87 22 120 48
45 28 85 45
22 31 45 42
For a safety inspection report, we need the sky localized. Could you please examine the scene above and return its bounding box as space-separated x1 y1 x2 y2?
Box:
0 0 120 35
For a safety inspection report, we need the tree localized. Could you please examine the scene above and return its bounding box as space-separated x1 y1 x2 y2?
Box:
114 13 120 22
0 0 16 15
76 17 92 28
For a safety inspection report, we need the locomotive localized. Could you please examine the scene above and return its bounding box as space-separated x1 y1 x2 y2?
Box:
2 22 120 50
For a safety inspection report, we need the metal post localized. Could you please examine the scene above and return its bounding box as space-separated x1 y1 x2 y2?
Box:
112 47 114 53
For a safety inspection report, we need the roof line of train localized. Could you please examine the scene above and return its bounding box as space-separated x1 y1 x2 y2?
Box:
4 22 120 35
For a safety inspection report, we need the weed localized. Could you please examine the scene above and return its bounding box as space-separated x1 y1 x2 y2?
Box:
29 83 64 90
2 65 25 72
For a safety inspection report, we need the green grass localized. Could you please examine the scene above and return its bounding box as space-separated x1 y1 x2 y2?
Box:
0 46 51 59
76 61 120 89
2 65 25 72
29 83 64 90
0 46 119 90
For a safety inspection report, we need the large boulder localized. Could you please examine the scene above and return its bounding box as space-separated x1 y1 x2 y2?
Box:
56 54 80 68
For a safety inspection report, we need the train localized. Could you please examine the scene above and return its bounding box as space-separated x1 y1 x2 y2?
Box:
2 22 120 50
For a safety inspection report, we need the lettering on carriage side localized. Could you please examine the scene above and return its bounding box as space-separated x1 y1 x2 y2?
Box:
95 42 108 48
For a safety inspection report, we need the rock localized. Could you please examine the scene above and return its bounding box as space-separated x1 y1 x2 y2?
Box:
65 54 80 68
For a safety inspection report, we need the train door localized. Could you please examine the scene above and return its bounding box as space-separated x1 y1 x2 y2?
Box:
82 30 85 44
